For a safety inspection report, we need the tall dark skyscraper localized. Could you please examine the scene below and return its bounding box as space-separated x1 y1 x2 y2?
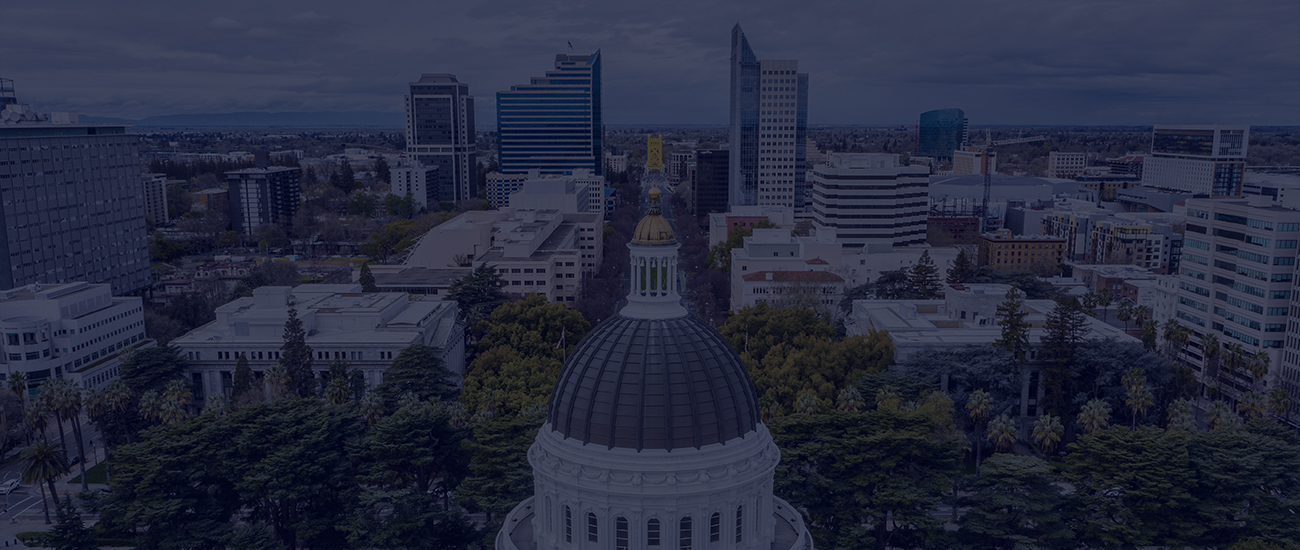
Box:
917 108 968 160
404 74 476 201
497 52 603 176
693 148 730 215
729 25 808 211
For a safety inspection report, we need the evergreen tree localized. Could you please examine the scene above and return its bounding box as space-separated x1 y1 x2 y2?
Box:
1041 296 1090 416
49 496 97 550
359 263 378 293
373 156 390 184
993 288 1031 366
908 250 944 299
278 304 315 398
231 355 254 404
373 344 458 413
946 248 975 285
447 263 509 328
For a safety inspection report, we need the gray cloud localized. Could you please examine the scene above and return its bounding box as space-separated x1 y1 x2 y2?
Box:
2 0 1295 125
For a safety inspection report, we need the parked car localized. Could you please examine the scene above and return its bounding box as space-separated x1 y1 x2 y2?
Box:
0 480 20 495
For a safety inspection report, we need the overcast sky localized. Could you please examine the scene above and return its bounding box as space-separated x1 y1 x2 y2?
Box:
4 0 1297 126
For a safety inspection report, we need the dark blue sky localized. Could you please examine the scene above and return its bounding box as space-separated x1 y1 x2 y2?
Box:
4 0 1297 125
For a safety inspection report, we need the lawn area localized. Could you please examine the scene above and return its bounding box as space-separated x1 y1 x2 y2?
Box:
68 462 108 484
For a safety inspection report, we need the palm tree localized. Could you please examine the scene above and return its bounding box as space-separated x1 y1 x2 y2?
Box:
7 372 28 402
1268 388 1292 422
1122 368 1155 427
39 379 68 451
875 385 901 411
138 390 163 423
20 441 69 524
1246 351 1270 392
836 386 864 412
987 414 1018 453
1201 333 1222 382
202 394 231 416
1238 391 1268 420
1116 300 1135 332
967 390 993 472
25 399 50 442
1032 414 1064 456
794 390 821 415
160 380 192 425
325 376 351 406
1162 320 1190 362
1077 398 1111 433
1166 398 1197 432
48 379 89 491
361 393 384 426
1207 400 1240 431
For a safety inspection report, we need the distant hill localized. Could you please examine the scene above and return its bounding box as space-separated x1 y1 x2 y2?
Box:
79 111 404 128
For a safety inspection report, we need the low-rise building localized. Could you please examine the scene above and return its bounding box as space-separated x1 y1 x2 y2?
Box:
401 209 603 304
849 283 1138 419
0 282 152 391
487 169 605 216
977 230 1066 273
809 153 930 248
172 285 465 403
1047 151 1086 179
952 147 996 175
391 163 439 210
737 270 845 314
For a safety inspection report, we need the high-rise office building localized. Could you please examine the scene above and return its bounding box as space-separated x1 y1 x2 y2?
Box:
1176 196 1300 402
729 25 807 211
1142 125 1248 197
917 108 968 160
391 163 439 210
809 153 929 248
226 167 301 235
694 149 730 215
404 74 476 202
497 52 602 176
0 96 150 295
142 172 171 226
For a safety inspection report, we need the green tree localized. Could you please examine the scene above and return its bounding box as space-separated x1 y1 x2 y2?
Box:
706 221 777 272
1123 367 1155 427
447 263 509 328
1166 398 1197 432
373 344 458 413
457 409 546 542
967 389 993 472
278 304 315 398
231 354 256 406
1032 414 1064 456
987 414 1018 453
359 262 379 292
373 156 390 184
908 250 944 299
21 440 69 524
770 409 962 550
946 248 975 285
1238 391 1268 420
323 359 353 406
48 495 97 550
1040 296 1089 416
48 379 90 490
957 454 1072 550
993 288 1030 366
1076 398 1111 434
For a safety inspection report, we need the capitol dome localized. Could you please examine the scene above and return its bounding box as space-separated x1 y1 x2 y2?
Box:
497 186 812 550
548 314 759 451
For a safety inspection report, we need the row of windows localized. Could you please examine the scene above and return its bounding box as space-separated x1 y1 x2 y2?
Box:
563 506 744 548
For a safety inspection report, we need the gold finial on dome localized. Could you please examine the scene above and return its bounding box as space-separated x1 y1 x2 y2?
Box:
633 185 674 244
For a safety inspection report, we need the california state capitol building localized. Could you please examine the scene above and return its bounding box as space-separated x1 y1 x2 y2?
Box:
497 186 813 550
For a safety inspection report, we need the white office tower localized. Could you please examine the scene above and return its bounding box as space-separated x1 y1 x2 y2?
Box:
0 282 150 391
391 163 439 210
496 187 812 550
730 25 809 211
1142 125 1248 197
1176 196 1300 403
810 153 930 248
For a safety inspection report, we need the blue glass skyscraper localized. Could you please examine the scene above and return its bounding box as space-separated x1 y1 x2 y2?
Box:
918 108 968 160
497 51 603 176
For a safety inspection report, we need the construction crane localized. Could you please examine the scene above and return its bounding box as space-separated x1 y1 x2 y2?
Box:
975 133 1046 232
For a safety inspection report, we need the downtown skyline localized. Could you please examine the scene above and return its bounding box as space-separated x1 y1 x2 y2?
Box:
2 0 1297 126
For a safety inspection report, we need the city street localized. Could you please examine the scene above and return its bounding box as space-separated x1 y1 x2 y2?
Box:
0 417 107 546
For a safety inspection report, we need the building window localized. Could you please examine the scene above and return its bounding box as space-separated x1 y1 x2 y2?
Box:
588 512 598 543
616 517 629 550
710 513 720 542
679 516 692 550
647 518 661 547
735 506 743 543
564 506 572 543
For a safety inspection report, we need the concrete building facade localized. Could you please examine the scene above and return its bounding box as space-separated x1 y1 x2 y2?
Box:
809 153 929 248
1048 151 1086 179
497 52 603 176
390 163 439 211
730 25 808 211
1143 125 1248 197
226 167 301 235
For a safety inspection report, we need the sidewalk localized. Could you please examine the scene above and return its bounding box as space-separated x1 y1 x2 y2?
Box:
0 460 108 547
